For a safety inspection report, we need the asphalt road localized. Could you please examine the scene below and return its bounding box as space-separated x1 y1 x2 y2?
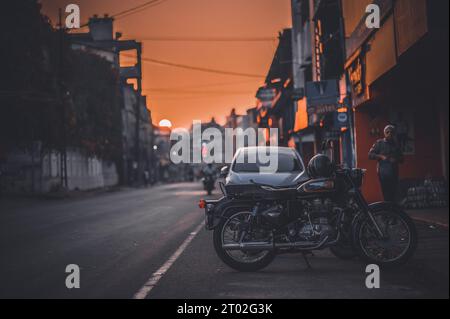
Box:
0 182 448 299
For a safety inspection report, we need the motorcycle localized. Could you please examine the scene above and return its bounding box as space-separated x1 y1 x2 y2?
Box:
199 166 417 272
202 174 215 195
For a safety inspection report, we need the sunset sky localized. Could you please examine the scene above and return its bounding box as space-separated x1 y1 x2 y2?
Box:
40 0 292 128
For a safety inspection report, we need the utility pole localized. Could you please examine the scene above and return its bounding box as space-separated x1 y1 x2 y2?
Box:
134 43 143 186
134 94 140 185
337 0 356 168
58 8 68 189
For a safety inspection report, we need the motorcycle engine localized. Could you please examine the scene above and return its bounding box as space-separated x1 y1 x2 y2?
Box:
287 198 336 241
306 198 334 218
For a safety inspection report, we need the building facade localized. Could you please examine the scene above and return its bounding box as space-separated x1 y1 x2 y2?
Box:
255 29 296 148
290 0 448 204
70 15 154 186
291 0 354 167
342 0 449 202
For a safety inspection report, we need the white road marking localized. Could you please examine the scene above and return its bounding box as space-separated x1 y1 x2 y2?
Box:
133 221 204 299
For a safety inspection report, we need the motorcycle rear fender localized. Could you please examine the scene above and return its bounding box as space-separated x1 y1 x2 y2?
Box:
351 201 403 229
368 201 402 212
204 197 255 230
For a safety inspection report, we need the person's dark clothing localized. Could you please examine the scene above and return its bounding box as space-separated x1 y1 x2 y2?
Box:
368 138 404 202
378 172 399 202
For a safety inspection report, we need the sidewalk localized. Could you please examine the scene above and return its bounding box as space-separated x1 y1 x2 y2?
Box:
407 207 449 229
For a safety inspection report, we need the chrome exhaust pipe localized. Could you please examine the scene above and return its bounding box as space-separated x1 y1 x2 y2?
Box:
222 242 274 251
222 236 329 251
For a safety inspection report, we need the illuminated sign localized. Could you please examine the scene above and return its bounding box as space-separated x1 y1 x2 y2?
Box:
347 54 370 108
305 80 340 115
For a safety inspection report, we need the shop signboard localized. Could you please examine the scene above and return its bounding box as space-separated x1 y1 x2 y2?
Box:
256 86 277 108
306 80 340 115
336 112 348 125
347 54 370 108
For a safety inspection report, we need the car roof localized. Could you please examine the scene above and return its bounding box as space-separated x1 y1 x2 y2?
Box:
236 146 298 155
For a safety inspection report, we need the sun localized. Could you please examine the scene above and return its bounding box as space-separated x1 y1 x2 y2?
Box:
158 119 172 128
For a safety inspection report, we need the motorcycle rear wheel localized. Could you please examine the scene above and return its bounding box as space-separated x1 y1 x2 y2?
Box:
213 211 275 272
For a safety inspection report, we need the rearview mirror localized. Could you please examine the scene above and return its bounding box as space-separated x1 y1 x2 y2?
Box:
220 166 229 178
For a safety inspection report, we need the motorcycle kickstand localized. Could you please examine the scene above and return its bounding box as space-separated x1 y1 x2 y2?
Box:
301 251 314 270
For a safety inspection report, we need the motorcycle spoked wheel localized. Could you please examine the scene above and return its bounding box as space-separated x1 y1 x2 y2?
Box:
353 207 418 268
213 211 275 272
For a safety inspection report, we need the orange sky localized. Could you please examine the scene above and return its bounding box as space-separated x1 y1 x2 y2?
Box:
40 0 292 128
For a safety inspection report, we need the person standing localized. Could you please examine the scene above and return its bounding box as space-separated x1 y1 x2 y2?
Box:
368 125 404 202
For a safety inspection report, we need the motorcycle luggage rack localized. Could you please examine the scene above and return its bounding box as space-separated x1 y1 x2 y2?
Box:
224 184 267 199
224 183 297 200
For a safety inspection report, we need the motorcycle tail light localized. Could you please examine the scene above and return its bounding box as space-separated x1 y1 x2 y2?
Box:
198 199 206 209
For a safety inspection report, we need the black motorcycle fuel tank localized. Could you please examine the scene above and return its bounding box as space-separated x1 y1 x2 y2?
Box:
297 178 335 193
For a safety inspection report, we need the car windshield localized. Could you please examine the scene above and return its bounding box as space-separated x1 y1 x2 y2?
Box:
232 149 303 173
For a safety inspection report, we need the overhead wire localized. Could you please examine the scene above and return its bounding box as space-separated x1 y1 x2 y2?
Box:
139 79 258 91
114 0 169 20
121 53 264 78
78 0 168 29
68 0 269 106
128 36 277 42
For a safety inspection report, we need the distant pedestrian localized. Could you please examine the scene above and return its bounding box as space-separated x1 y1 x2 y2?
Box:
369 125 404 202
143 170 150 187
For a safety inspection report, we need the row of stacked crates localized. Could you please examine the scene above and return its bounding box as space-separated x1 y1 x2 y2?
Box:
403 178 448 209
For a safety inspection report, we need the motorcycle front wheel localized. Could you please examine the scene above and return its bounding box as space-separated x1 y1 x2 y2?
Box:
213 211 275 272
353 207 417 268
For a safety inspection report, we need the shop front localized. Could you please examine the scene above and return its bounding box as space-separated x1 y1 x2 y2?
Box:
344 0 448 204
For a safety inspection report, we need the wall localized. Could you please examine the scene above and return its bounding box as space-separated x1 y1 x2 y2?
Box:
394 0 428 56
365 15 397 85
1 149 118 194
341 0 373 37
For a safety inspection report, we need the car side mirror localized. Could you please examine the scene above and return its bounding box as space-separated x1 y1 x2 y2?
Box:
220 166 229 178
